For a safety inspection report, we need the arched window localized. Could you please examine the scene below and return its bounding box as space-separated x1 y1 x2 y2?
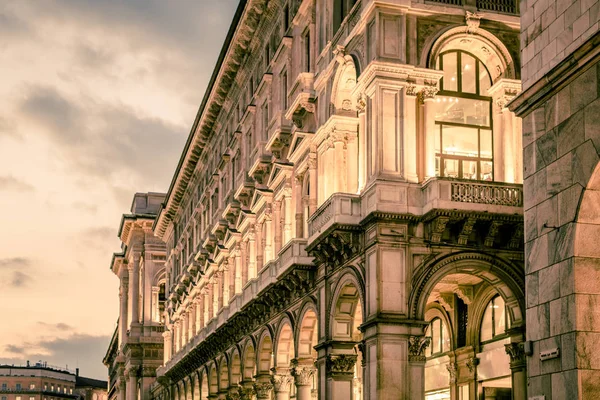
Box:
425 317 450 357
433 50 493 181
480 295 511 342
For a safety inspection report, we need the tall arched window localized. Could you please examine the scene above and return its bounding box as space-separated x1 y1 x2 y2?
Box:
425 317 450 357
480 295 511 342
433 50 493 181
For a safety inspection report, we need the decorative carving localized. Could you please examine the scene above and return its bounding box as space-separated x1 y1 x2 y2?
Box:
292 365 317 386
253 382 273 399
326 354 357 376
430 216 450 243
505 342 526 367
141 366 156 378
341 99 352 111
465 11 483 34
405 84 418 97
446 363 457 384
271 373 293 392
458 216 477 245
484 220 503 247
453 285 474 305
418 85 439 104
237 385 255 400
466 356 479 373
357 341 367 367
433 292 454 312
408 336 431 362
356 94 367 113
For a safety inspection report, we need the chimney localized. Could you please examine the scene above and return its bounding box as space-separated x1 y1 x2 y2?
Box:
26 360 30 367
76 368 79 377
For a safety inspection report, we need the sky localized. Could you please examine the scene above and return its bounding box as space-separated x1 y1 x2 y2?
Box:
0 0 238 380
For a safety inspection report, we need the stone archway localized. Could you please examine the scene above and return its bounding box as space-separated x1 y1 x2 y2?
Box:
273 319 295 400
218 357 229 398
327 275 364 400
294 305 318 400
199 369 209 400
410 251 525 400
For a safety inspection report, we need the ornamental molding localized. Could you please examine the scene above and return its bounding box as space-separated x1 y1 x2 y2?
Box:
465 11 483 34
271 373 293 392
408 336 431 362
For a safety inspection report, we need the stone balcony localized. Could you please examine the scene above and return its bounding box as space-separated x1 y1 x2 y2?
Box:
307 178 524 249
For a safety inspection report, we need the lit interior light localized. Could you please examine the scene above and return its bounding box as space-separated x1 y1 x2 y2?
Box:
451 77 456 81
464 64 470 70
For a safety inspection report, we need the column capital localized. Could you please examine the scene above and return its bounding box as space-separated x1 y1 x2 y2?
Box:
291 364 316 386
504 342 526 369
253 382 273 399
270 373 293 393
418 85 439 104
446 362 457 384
408 335 431 362
326 354 357 378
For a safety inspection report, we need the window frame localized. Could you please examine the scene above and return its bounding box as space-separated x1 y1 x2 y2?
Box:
480 295 511 344
435 49 494 181
425 316 450 357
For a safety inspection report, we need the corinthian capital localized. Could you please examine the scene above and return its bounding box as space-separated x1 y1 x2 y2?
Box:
408 336 431 362
291 365 316 386
271 373 293 392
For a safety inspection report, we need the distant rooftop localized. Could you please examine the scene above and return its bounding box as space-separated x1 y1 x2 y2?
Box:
130 192 166 216
75 375 107 390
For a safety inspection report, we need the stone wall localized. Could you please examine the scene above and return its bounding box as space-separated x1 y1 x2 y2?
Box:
520 0 600 89
511 31 600 399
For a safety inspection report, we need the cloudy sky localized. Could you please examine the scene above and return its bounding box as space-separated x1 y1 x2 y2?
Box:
0 1 238 380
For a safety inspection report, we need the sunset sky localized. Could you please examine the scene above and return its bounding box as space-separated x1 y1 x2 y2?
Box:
0 1 238 379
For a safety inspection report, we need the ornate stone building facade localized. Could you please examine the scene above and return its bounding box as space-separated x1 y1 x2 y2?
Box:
114 1 527 399
104 193 167 400
509 0 600 398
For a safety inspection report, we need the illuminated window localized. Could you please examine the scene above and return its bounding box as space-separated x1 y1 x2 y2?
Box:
16 396 22 400
425 317 451 357
30 396 35 400
434 50 493 181
480 295 511 342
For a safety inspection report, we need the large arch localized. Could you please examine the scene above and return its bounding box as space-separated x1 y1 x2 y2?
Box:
241 339 257 382
256 328 274 375
421 25 517 82
274 316 295 370
410 251 525 328
229 348 242 387
329 270 365 341
296 301 319 360
330 55 360 115
208 363 219 397
218 356 229 394
199 368 209 400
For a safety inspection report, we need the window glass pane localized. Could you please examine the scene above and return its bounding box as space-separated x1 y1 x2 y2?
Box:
435 157 441 177
432 96 491 127
462 160 478 180
442 321 450 352
480 129 492 158
432 319 441 353
495 296 506 336
480 161 493 181
461 53 477 94
444 159 459 178
481 301 493 342
442 52 458 91
424 325 432 357
434 129 441 154
479 61 491 95
441 125 478 157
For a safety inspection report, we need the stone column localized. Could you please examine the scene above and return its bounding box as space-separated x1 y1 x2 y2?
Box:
325 354 357 400
271 373 293 400
181 311 188 346
119 275 129 348
407 336 430 400
264 211 273 263
283 189 293 244
255 223 263 272
189 303 196 340
505 342 527 400
202 287 210 325
127 367 138 400
222 262 230 306
162 331 172 363
294 174 304 238
118 377 127 400
151 286 160 323
357 96 367 191
128 262 140 325
273 200 282 255
234 251 243 294
173 321 179 353
239 381 256 400
253 382 273 400
212 276 219 318
333 137 346 193
404 86 419 182
307 154 317 214
291 364 316 400
420 86 439 179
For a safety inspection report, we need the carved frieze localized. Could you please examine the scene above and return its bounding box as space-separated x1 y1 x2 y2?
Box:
253 382 273 399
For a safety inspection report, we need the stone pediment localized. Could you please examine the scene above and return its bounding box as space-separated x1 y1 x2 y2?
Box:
224 229 241 249
222 201 241 227
250 188 274 214
267 162 293 190
234 179 255 209
248 154 273 185
236 209 256 233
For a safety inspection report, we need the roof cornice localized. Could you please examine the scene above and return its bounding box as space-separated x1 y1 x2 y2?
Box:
154 0 269 239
